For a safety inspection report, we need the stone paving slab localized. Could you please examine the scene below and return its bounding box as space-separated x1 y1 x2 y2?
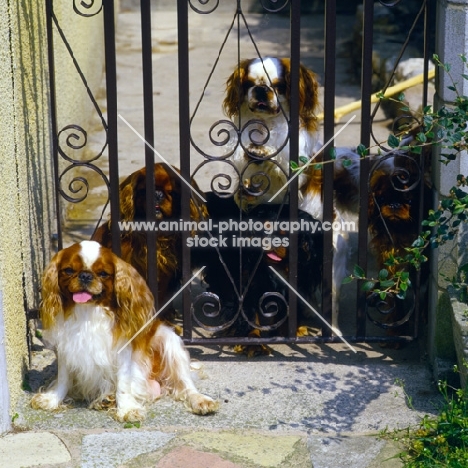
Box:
0 431 71 468
0 428 406 468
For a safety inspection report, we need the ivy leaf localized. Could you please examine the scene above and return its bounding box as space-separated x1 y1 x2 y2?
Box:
388 134 400 148
342 276 354 285
416 132 427 143
378 269 389 280
357 144 368 157
353 265 366 278
362 281 376 292
379 280 395 289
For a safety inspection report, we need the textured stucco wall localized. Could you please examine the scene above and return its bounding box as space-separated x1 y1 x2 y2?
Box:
0 0 54 430
430 0 468 380
0 0 105 431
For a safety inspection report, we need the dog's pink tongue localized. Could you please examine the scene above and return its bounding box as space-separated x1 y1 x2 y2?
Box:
73 292 93 303
267 251 282 262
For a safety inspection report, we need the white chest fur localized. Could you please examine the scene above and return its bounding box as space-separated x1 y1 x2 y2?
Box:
46 305 119 400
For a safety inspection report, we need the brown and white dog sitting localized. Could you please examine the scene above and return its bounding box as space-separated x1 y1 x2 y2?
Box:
31 241 219 421
92 163 207 317
223 56 321 211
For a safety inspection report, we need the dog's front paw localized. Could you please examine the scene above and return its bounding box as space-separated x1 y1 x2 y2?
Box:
246 145 276 159
115 406 146 422
30 392 62 411
188 393 219 415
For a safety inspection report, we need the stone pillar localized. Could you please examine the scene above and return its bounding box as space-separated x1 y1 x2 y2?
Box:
430 0 468 385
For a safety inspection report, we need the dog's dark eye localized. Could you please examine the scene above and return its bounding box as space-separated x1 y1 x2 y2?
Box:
97 271 110 278
274 82 286 94
63 268 75 276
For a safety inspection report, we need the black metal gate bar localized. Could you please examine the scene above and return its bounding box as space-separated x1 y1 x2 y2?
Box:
177 0 194 341
287 0 302 338
322 0 337 337
140 0 158 304
413 0 432 339
45 0 62 251
103 0 121 257
355 0 374 339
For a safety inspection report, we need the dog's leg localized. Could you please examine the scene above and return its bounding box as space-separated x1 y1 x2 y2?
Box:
331 231 350 336
30 353 71 410
153 325 219 415
114 347 148 422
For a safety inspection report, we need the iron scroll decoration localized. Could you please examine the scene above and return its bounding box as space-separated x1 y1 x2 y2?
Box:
188 0 290 14
73 0 103 17
51 3 111 231
191 291 289 333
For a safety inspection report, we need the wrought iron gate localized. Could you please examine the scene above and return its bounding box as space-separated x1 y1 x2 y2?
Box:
44 0 435 349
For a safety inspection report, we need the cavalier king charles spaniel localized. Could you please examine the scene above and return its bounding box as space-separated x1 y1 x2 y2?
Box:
223 56 321 211
368 156 422 272
222 57 361 333
30 241 218 421
92 163 207 317
366 154 430 342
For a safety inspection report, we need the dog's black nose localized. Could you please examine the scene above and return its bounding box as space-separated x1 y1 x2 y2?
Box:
79 271 94 284
253 85 270 101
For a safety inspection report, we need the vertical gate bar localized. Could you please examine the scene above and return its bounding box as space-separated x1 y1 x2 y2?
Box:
103 0 121 257
355 0 374 338
45 0 62 251
288 0 301 338
423 0 430 109
236 0 244 305
413 0 431 339
177 0 192 341
140 0 158 304
322 0 337 337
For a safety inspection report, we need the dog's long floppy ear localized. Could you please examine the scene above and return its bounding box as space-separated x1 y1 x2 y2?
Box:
113 256 156 342
119 171 143 220
283 59 319 132
40 253 63 329
223 59 250 119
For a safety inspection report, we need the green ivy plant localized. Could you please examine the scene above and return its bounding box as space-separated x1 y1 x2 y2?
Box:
343 53 468 301
380 366 468 467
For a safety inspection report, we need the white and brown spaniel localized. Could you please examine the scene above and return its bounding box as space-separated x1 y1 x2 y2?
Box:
223 56 322 210
31 241 218 421
222 56 360 333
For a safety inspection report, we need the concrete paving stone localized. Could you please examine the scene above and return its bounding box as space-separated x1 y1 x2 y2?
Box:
308 435 403 468
155 446 243 468
181 431 306 468
0 431 71 468
80 430 174 468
